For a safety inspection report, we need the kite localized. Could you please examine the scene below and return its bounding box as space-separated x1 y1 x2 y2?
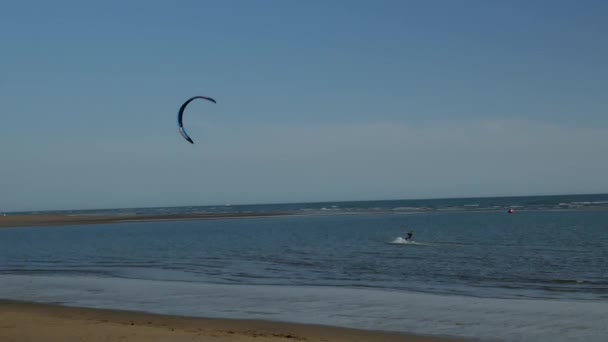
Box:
177 96 217 144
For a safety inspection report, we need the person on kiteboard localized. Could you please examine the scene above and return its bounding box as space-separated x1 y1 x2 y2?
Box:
405 231 414 241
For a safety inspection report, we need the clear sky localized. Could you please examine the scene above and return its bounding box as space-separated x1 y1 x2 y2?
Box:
1 0 607 211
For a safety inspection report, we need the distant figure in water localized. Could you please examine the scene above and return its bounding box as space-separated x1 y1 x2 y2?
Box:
405 231 414 241
508 209 515 214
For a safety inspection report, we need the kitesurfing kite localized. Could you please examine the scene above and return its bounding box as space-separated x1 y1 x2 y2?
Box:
177 96 217 144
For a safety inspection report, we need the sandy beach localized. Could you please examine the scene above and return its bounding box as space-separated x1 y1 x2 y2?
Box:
0 301 459 342
0 213 290 229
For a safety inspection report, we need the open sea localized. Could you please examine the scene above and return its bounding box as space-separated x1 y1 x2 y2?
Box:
1 194 607 341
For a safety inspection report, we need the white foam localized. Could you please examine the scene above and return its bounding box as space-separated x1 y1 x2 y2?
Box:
1 275 606 341
390 237 413 244
388 237 433 246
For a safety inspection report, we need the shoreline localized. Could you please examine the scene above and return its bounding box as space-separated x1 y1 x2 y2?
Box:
3 274 607 342
0 300 463 342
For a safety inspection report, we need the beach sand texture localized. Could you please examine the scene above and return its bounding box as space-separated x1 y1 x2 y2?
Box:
0 301 458 342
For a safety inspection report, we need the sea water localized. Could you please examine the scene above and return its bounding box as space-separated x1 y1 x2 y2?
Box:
1 196 607 341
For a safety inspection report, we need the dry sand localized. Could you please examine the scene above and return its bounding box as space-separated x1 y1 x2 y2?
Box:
0 301 462 342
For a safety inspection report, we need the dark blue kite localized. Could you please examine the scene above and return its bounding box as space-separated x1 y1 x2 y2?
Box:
177 96 217 144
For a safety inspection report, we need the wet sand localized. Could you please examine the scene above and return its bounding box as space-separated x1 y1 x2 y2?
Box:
0 301 462 342
0 212 290 229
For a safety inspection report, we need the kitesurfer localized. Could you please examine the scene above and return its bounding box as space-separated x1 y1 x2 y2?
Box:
405 231 414 241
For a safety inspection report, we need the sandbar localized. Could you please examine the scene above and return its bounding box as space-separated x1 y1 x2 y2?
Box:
0 212 290 229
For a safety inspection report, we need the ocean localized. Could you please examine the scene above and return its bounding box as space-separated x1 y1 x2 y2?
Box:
1 194 607 341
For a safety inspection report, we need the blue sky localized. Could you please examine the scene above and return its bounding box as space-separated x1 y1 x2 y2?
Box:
1 0 607 211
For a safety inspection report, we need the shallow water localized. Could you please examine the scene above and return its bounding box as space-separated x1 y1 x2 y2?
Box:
1 275 607 342
1 210 607 300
